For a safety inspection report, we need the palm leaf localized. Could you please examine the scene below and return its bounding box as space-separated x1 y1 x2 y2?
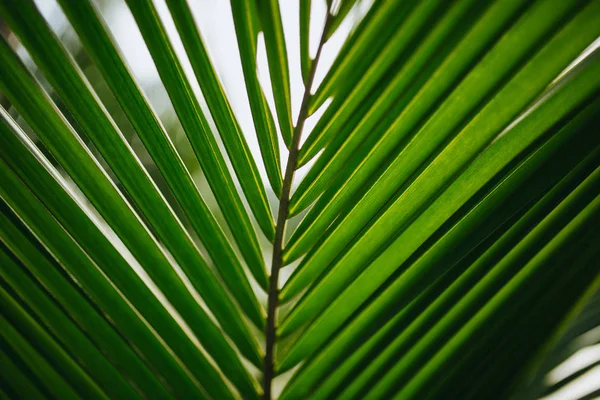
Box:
0 0 598 398
0 34 260 398
299 0 312 84
0 344 49 399
277 55 600 370
230 0 283 196
280 97 600 398
0 247 143 399
55 0 265 329
0 315 85 400
0 204 172 398
0 285 109 400
124 0 275 264
257 0 294 147
280 0 600 305
0 132 223 398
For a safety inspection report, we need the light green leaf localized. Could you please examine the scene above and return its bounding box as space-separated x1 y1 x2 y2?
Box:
124 0 274 264
307 0 412 116
283 133 600 398
257 0 294 146
282 0 599 281
299 0 451 164
166 0 276 233
230 0 283 197
1 0 598 397
291 0 495 204
286 0 530 251
300 0 312 84
277 48 600 369
324 0 361 41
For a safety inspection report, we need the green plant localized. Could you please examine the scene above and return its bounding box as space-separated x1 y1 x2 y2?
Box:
0 0 599 398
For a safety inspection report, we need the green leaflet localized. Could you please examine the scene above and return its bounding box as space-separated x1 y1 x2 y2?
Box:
0 0 598 398
257 0 294 146
0 2 264 378
299 0 451 165
324 0 361 41
390 235 599 400
56 0 265 329
281 119 600 398
283 125 600 398
0 347 48 400
0 161 212 398
277 44 600 370
0 248 142 400
0 318 82 400
0 111 257 399
512 280 600 398
300 0 312 84
285 0 531 257
281 0 599 300
289 0 495 214
124 0 273 269
307 0 408 116
392 185 600 399
281 232 499 400
230 0 283 197
0 211 173 399
444 268 600 400
360 164 600 400
0 286 110 400
166 0 276 233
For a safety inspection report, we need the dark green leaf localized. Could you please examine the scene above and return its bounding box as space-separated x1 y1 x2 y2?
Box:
0 248 143 399
0 319 81 400
0 208 173 398
0 346 48 400
0 286 110 400
390 185 600 399
0 160 213 398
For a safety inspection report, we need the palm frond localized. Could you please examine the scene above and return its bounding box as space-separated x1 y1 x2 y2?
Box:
0 0 598 398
